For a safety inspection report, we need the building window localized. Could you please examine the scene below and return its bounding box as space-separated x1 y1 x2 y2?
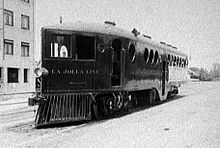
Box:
21 0 29 3
4 9 14 26
0 67 3 83
21 15 30 30
24 69 29 83
21 42 29 57
8 68 19 83
4 39 14 55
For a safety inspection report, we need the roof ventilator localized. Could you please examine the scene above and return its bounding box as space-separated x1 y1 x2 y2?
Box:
131 28 140 36
142 34 152 39
104 21 116 26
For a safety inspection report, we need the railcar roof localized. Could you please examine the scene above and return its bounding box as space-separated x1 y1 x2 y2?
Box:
138 36 188 57
43 21 135 39
43 21 187 58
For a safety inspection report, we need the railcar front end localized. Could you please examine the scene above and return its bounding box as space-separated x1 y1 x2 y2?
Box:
29 24 133 127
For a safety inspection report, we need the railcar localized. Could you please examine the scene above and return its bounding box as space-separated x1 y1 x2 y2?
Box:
29 21 188 127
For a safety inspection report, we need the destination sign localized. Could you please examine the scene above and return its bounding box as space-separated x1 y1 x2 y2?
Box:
51 69 99 75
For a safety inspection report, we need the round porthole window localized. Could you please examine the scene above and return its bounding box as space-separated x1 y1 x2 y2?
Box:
144 48 149 63
174 56 176 66
154 51 159 65
129 44 136 62
97 43 105 53
177 57 179 66
149 49 154 64
185 59 189 66
168 54 170 65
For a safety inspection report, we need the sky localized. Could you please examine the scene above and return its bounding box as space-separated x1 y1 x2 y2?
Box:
35 0 220 70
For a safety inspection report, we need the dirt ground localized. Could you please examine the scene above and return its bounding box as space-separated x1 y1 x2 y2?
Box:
0 81 220 148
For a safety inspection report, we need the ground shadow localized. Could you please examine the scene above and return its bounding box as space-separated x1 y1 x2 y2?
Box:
110 94 186 120
35 95 186 129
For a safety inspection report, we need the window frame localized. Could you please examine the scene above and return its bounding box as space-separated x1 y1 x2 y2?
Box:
47 33 73 59
4 39 14 55
21 42 30 57
21 14 30 30
7 68 19 83
24 69 29 83
4 9 14 26
44 31 97 61
75 34 96 61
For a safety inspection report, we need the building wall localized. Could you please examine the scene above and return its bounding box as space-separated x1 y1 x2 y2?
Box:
0 0 35 95
0 0 4 94
0 0 3 60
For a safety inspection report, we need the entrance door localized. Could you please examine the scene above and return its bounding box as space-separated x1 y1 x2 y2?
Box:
162 61 167 95
111 39 122 86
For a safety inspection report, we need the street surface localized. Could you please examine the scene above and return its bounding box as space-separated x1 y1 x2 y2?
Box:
0 81 220 147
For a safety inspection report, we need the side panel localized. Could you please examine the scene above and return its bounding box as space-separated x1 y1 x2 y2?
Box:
169 66 188 85
42 60 95 92
123 42 163 91
94 35 112 89
162 61 169 96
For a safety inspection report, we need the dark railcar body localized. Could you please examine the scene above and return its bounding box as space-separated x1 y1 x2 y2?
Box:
30 22 188 126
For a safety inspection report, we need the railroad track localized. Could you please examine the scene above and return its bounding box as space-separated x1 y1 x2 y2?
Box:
2 97 178 147
0 109 36 117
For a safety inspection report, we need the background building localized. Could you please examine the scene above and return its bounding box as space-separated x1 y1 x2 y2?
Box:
0 0 35 96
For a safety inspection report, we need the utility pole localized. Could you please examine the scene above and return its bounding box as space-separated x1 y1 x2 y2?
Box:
60 16 62 24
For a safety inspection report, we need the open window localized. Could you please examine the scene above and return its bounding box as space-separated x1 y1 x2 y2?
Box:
76 35 95 60
50 35 71 58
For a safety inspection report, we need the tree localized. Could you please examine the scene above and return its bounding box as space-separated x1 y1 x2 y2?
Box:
209 63 220 80
199 68 210 81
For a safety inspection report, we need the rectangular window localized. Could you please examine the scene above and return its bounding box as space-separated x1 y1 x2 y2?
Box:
8 68 19 83
21 0 29 3
49 35 71 58
4 9 13 26
4 39 14 55
24 69 29 83
44 32 96 60
21 15 30 30
76 35 95 60
21 42 29 57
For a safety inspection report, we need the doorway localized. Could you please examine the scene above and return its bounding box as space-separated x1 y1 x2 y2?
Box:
111 39 122 86
162 61 166 95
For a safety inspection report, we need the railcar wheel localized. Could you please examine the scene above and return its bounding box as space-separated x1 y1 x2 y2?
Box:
102 95 114 116
92 103 99 119
128 94 138 108
92 95 114 119
149 89 157 105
